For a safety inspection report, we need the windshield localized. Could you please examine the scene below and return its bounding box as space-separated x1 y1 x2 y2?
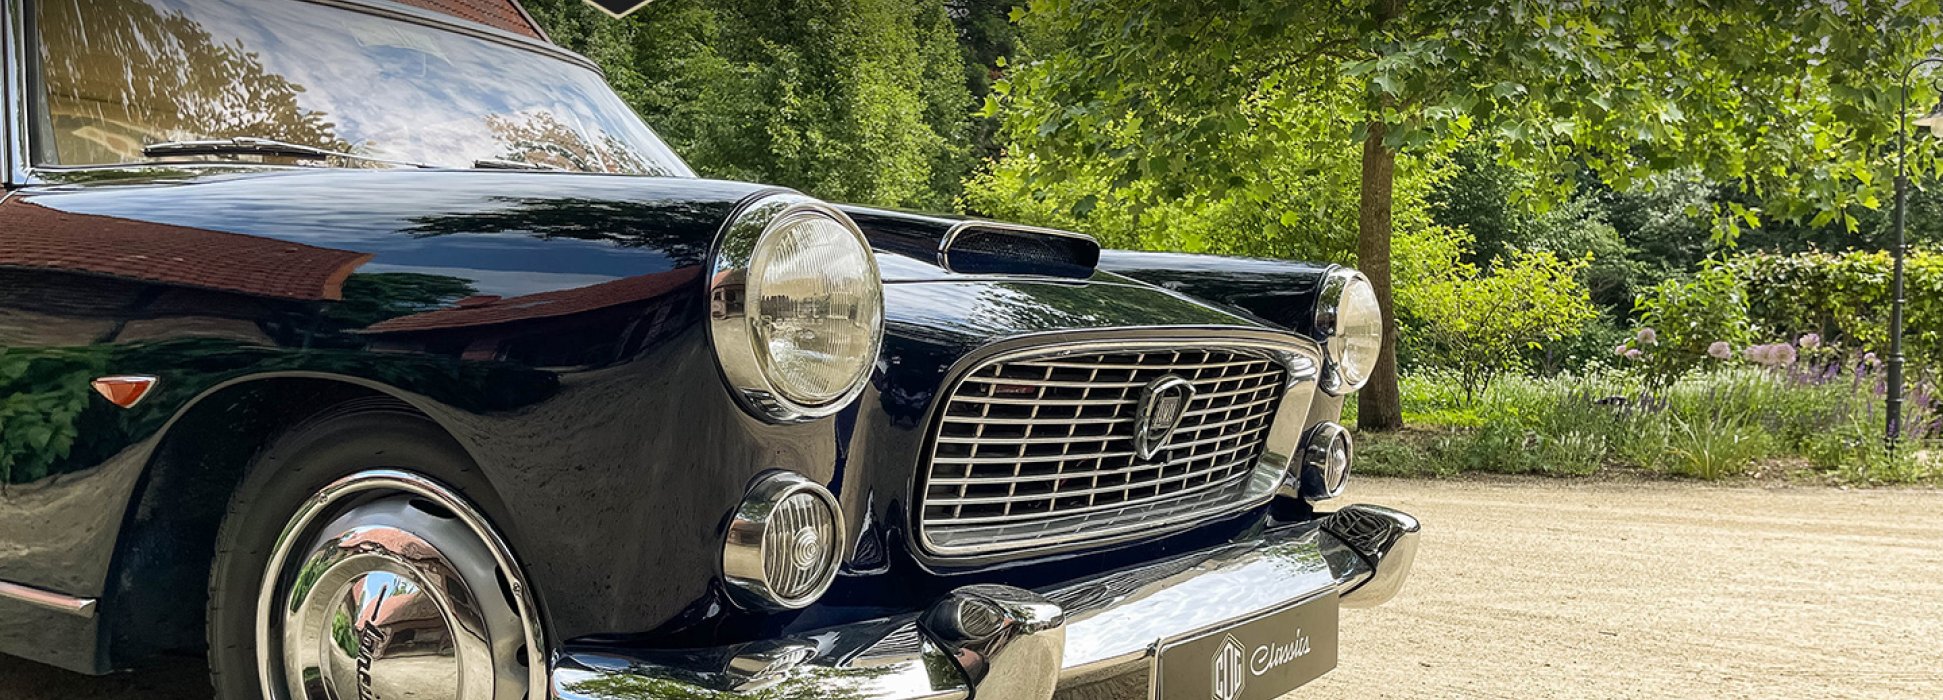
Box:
28 0 694 175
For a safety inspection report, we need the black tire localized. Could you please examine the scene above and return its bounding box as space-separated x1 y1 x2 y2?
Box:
204 400 495 699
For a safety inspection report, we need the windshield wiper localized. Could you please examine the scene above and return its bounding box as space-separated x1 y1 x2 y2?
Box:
141 137 436 169
471 158 563 171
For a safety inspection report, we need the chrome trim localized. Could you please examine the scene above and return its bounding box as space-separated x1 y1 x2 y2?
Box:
915 336 1320 559
1313 266 1375 395
936 220 1101 274
13 0 645 181
920 585 1065 698
303 0 601 73
721 471 847 610
551 504 1420 699
254 470 546 700
1321 504 1420 608
3 0 27 186
0 580 96 618
707 192 884 422
1293 421 1352 501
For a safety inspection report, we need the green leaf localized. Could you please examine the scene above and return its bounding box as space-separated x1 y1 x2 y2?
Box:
1071 194 1099 218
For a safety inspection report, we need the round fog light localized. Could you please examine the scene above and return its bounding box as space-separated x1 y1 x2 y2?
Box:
1299 423 1353 500
723 472 845 609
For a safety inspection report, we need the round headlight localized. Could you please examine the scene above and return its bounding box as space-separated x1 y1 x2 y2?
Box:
722 472 846 609
711 194 884 421
1316 268 1382 394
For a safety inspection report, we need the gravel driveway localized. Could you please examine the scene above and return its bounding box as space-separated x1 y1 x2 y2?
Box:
4 476 1939 699
1308 477 1943 699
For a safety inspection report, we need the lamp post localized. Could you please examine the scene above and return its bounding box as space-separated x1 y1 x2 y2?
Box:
1892 57 1943 448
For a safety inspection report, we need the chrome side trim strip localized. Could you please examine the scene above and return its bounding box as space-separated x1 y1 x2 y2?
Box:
0 580 98 618
2 0 27 186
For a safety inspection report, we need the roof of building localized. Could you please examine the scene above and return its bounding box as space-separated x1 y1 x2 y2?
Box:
393 0 547 41
0 200 372 301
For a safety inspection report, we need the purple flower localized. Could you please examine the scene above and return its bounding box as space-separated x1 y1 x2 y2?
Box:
1799 333 1821 349
1745 344 1772 365
1613 343 1630 357
1774 344 1798 366
1636 327 1658 346
1864 352 1881 367
1624 348 1643 360
1708 341 1733 360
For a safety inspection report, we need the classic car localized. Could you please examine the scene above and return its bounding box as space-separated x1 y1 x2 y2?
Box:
0 0 1418 699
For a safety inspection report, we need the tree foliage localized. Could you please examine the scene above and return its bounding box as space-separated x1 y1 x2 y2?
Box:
991 0 1943 229
522 0 980 209
1398 243 1599 402
981 0 1943 429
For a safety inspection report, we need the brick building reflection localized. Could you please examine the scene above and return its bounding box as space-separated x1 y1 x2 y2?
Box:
0 200 370 346
360 268 700 368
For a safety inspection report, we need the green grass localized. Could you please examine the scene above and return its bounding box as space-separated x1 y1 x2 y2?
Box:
1354 368 1941 485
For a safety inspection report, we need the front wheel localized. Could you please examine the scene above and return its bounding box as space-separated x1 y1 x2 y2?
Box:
205 408 544 700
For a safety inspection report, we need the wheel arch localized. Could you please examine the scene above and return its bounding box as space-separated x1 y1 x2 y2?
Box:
99 372 524 669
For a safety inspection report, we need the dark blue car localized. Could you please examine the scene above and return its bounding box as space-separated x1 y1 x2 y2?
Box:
0 1 1417 698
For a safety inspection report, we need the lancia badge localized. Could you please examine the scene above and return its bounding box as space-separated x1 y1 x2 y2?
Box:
1134 375 1195 460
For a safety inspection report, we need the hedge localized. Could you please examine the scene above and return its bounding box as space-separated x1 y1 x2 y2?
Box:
1730 249 1941 371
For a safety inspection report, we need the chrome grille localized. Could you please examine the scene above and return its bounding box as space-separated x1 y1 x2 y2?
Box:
919 346 1288 555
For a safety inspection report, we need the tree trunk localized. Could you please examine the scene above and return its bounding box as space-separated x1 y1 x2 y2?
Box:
1356 118 1404 431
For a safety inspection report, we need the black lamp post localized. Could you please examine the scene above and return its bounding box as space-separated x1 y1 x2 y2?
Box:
1891 57 1943 448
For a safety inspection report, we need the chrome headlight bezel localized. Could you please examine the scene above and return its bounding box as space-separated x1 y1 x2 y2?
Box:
708 192 884 422
721 471 847 610
1297 422 1353 500
1314 267 1381 395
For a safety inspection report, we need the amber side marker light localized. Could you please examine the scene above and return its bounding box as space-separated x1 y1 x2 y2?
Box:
91 376 158 408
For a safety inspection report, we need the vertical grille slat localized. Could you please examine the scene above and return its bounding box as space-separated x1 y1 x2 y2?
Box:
919 345 1289 555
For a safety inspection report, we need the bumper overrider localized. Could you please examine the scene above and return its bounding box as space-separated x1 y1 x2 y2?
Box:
550 504 1418 700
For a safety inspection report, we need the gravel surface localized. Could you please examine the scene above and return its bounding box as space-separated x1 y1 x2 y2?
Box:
4 476 1939 699
1305 477 1943 699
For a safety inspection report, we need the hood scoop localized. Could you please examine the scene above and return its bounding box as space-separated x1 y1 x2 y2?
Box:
939 222 1100 279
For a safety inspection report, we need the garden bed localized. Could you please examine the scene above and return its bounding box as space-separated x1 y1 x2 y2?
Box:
1350 369 1942 486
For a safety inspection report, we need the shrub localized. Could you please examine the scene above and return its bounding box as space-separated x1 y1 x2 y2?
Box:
1621 262 1751 388
1399 250 1600 402
1730 249 1942 373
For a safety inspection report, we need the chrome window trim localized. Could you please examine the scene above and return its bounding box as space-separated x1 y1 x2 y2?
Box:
303 0 601 74
908 330 1322 563
706 191 885 423
10 0 667 180
3 0 27 186
936 220 1101 274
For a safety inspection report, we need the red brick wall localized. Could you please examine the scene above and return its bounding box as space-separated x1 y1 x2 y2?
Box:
391 0 545 41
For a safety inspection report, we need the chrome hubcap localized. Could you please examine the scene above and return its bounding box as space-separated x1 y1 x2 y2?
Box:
261 482 535 700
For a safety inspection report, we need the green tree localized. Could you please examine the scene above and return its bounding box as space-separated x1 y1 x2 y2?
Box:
983 0 1943 431
523 0 977 209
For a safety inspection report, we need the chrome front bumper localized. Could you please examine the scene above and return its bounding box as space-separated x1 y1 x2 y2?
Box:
549 504 1419 700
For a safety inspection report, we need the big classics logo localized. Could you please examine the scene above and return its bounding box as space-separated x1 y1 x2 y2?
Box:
1209 629 1316 699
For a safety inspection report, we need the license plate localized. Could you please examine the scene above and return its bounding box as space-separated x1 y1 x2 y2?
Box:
1151 593 1339 700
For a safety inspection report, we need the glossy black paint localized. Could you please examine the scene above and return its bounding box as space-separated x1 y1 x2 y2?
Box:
1096 249 1337 337
0 165 1344 674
